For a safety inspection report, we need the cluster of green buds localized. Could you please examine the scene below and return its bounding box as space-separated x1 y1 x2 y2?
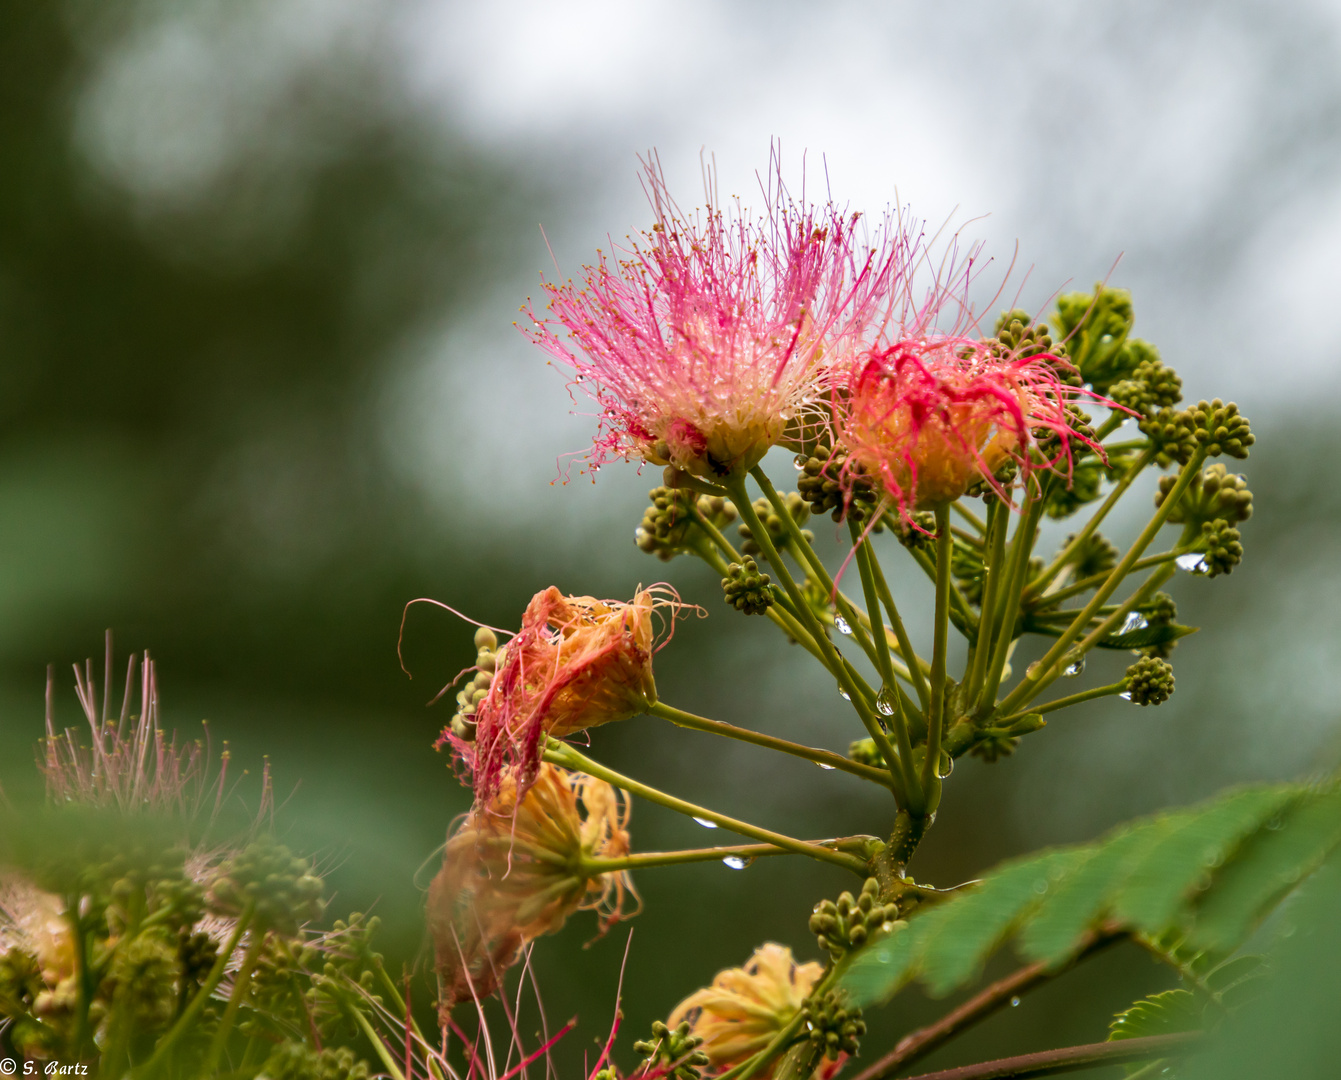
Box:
801 990 866 1060
1124 656 1176 706
1109 343 1183 415
796 444 879 524
449 626 498 743
636 486 737 560
633 1019 710 1080
260 1043 370 1080
1156 464 1253 526
209 835 326 934
808 878 901 962
721 555 775 615
739 493 812 556
1142 398 1255 467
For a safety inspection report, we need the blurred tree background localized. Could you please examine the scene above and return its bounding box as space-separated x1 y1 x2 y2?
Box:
1 1 1339 1075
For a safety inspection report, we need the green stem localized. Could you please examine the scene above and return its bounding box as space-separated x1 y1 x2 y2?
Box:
850 520 920 805
688 500 744 562
583 841 851 873
203 924 269 1075
647 700 894 786
1031 550 1182 609
544 741 868 874
965 500 1008 704
751 467 882 670
1007 680 1128 720
726 477 902 785
1027 446 1155 599
952 502 987 532
997 450 1206 717
344 992 409 1080
921 506 953 811
139 904 254 1078
976 499 1044 714
718 1013 807 1080
691 538 830 666
869 546 932 712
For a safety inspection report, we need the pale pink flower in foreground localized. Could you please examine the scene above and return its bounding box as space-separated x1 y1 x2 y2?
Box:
525 156 904 481
667 943 824 1070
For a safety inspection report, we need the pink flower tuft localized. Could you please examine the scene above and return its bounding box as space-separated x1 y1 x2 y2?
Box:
836 333 1103 515
524 153 904 480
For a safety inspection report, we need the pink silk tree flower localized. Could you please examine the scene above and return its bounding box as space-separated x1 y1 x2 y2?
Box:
524 156 903 481
836 333 1104 516
440 585 682 806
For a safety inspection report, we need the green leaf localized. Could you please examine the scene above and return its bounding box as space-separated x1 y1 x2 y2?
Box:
1109 989 1204 1077
1188 788 1341 952
915 850 1086 997
1019 817 1182 966
1111 786 1296 933
1108 989 1203 1041
1095 622 1199 650
841 850 1085 1006
840 783 1340 1010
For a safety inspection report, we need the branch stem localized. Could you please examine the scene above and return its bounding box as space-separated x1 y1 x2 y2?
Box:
647 700 894 786
894 1032 1201 1080
848 927 1125 1080
996 450 1206 718
544 741 867 873
921 506 953 811
727 477 901 789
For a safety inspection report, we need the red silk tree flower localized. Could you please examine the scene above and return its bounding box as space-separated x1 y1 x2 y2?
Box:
427 763 637 1013
525 157 903 480
439 585 682 805
836 334 1102 515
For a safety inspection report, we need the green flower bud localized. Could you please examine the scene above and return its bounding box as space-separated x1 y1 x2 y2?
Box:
801 990 867 1059
739 494 811 556
721 556 775 615
1155 463 1252 526
1199 519 1244 578
1125 656 1175 706
1108 343 1182 415
797 444 880 525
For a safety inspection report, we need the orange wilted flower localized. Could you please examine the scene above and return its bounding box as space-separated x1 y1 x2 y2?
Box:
427 763 637 1013
440 585 685 805
667 943 824 1070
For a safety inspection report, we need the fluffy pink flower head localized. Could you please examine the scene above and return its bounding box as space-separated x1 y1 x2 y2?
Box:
525 155 902 480
837 332 1102 515
440 585 684 807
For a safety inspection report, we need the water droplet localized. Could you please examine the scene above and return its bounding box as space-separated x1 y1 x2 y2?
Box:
1010 996 1021 1007
875 687 896 716
574 373 586 383
937 753 954 778
793 455 807 470
1120 612 1149 634
1176 553 1209 573
835 616 853 636
1063 656 1086 678
722 856 751 870
837 683 851 701
1119 691 1133 701
692 817 719 829
1033 878 1049 895
815 762 836 770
